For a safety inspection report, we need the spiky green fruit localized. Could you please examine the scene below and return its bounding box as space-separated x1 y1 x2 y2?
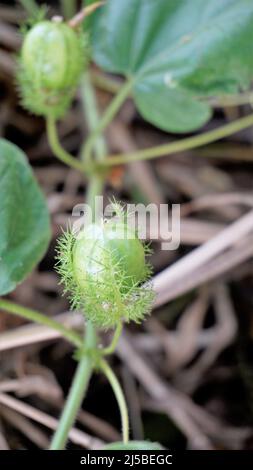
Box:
18 19 88 117
73 223 147 292
56 219 154 329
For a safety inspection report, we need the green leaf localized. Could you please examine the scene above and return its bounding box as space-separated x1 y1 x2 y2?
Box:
91 0 253 132
0 139 51 295
103 440 163 450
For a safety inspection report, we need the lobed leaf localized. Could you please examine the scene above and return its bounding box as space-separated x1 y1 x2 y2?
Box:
91 0 253 132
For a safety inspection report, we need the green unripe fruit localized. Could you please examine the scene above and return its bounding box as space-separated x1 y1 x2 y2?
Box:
18 19 88 117
73 222 146 293
56 217 154 329
22 21 82 89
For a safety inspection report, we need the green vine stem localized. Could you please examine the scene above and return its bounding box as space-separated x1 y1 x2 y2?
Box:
0 299 82 348
19 0 39 16
99 358 129 444
46 115 85 173
50 70 133 449
91 71 253 108
92 73 253 108
49 174 101 450
82 79 133 163
91 70 123 95
207 91 253 107
68 2 105 29
50 321 97 450
50 72 107 450
102 323 123 356
86 174 104 219
102 113 253 166
61 0 76 20
80 73 107 163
